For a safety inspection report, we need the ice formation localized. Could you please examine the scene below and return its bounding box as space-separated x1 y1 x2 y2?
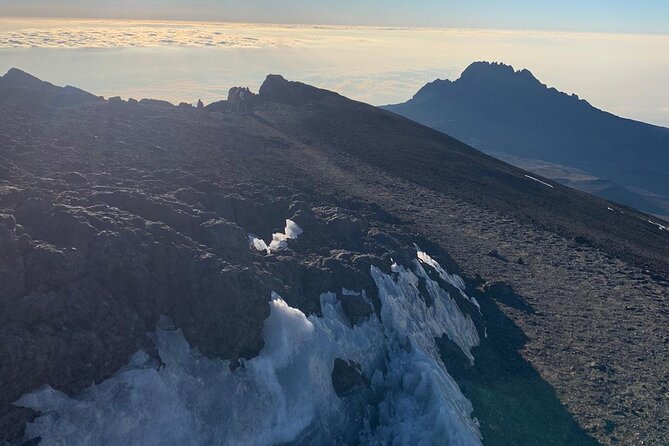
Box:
416 246 480 311
16 248 483 446
248 219 303 253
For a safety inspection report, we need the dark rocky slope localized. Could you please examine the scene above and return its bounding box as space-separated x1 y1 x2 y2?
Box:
384 61 669 219
0 69 668 445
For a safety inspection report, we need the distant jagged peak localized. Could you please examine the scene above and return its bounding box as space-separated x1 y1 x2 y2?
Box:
459 61 540 84
259 74 341 106
413 61 544 101
462 61 513 76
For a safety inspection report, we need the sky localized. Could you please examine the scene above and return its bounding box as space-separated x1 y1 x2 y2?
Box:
2 0 669 34
1 18 668 128
0 4 668 127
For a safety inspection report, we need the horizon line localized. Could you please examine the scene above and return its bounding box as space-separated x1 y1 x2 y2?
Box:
2 15 669 38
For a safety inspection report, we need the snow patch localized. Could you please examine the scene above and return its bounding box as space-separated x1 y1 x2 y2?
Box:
248 235 269 252
648 219 668 231
524 174 554 188
248 219 303 253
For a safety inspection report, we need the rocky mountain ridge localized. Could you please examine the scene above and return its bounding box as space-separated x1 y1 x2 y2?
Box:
0 69 667 445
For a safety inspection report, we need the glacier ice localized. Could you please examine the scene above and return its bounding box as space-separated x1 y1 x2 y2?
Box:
16 294 380 446
248 219 303 253
16 248 483 446
416 246 480 311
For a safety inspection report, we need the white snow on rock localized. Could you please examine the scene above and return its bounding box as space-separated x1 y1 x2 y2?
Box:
248 235 269 252
524 174 554 188
248 219 303 253
648 219 668 232
16 247 483 446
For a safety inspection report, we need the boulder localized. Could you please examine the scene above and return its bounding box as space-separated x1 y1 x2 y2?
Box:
139 98 174 107
339 293 373 326
331 358 366 397
199 218 249 262
482 280 515 297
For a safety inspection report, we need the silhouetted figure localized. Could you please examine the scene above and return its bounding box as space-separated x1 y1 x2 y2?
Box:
197 99 204 109
227 87 256 114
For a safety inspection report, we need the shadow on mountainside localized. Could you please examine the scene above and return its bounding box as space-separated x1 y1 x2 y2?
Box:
438 284 599 446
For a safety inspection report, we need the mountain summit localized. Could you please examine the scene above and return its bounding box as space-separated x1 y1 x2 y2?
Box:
0 68 100 107
258 74 342 105
384 62 669 218
1 69 668 446
1 68 48 89
415 62 543 98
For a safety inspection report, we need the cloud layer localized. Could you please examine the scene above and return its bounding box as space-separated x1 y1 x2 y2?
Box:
1 19 668 127
0 21 305 48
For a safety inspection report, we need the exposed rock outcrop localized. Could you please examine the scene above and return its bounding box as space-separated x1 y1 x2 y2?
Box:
331 358 366 397
258 74 341 106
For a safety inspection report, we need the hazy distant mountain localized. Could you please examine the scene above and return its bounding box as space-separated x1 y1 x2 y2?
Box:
384 62 669 219
0 68 100 107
